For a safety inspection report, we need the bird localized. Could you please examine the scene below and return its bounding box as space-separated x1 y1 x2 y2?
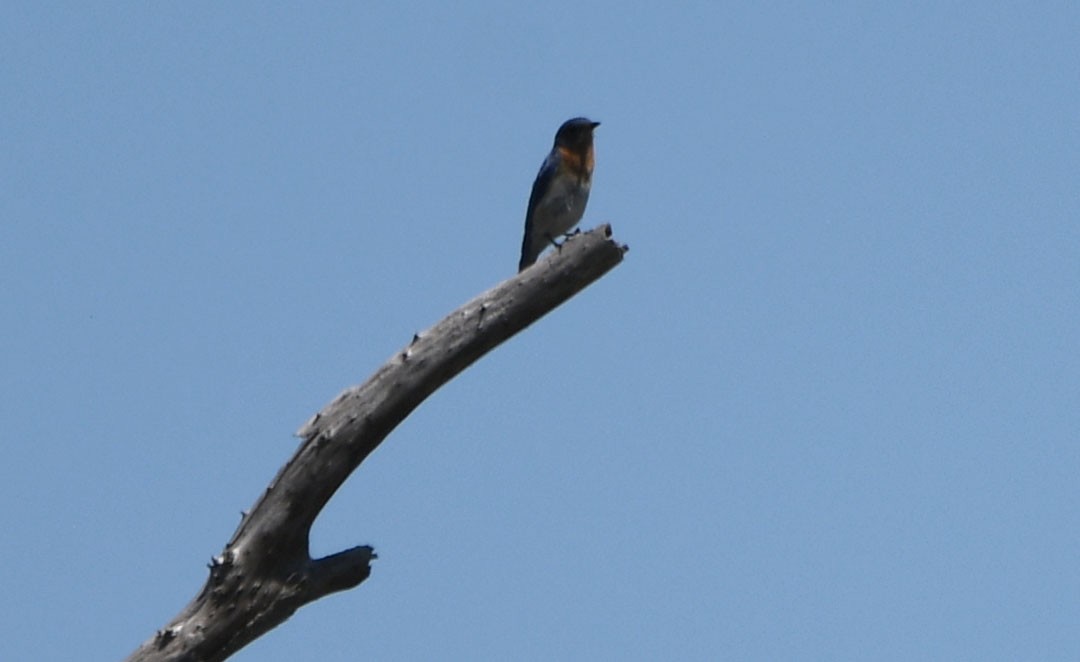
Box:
518 117 600 272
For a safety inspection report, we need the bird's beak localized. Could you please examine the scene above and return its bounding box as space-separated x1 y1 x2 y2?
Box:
591 121 601 129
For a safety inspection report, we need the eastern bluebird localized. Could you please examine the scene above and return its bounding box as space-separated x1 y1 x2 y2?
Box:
518 117 600 272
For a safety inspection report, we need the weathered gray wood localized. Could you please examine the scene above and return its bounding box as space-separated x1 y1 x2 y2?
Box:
125 225 627 662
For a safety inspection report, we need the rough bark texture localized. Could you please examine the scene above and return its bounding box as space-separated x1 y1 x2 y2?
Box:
125 225 627 662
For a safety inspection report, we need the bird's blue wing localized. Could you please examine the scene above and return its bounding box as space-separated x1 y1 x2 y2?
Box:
524 152 559 237
519 149 563 271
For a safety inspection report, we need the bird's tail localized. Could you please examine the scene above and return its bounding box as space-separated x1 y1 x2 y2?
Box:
518 230 539 272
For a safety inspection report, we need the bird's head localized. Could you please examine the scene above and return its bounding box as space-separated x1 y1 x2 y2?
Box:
554 117 600 151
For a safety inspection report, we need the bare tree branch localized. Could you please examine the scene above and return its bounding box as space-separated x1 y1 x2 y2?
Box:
125 225 628 662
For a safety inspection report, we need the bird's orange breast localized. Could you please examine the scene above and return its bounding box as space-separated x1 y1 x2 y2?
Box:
558 145 595 181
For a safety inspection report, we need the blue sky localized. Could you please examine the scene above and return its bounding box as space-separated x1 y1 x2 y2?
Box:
3 2 1078 660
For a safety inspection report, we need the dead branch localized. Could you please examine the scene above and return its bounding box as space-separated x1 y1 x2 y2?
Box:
124 225 627 662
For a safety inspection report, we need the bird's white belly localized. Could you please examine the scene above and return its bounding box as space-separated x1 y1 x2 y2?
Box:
540 179 591 236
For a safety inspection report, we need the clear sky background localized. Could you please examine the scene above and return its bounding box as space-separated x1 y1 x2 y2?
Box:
3 3 1078 660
